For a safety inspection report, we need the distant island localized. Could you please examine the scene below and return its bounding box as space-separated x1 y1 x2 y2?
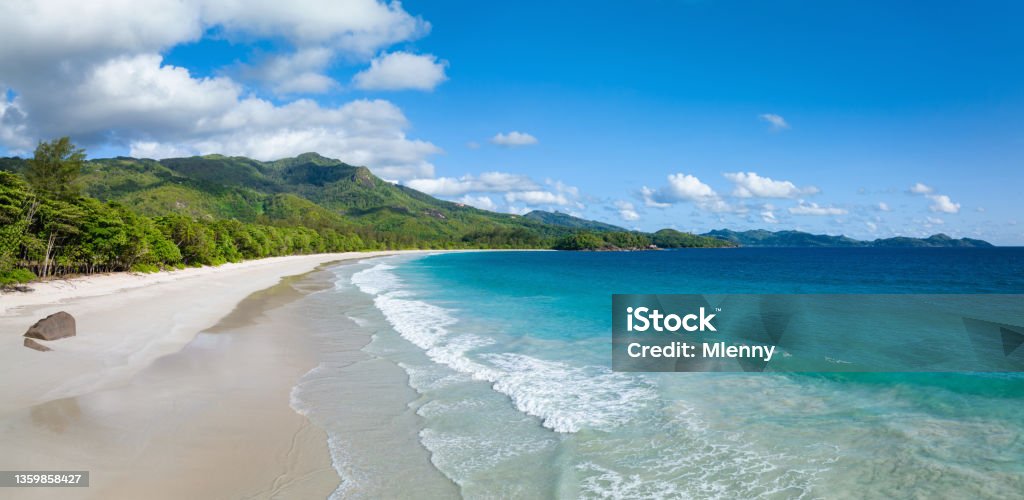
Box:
702 229 993 248
0 139 992 286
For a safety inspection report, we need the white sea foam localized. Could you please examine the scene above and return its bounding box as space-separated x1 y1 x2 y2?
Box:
419 427 556 484
350 263 400 296
351 263 658 433
289 362 358 500
345 314 371 327
399 362 471 392
483 352 658 433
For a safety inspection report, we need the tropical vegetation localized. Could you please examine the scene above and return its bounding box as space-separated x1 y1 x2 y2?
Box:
0 138 729 286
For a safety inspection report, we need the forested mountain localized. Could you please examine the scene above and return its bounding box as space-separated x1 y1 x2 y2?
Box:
1 140 993 287
702 229 993 248
2 152 581 249
522 210 627 232
0 143 725 285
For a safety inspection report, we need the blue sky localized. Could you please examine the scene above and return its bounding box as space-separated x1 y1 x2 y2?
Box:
1 1 1022 243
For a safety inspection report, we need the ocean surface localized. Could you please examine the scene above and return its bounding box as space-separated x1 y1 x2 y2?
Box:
306 248 1024 498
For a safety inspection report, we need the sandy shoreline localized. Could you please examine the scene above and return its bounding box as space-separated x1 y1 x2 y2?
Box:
0 251 422 412
0 251 435 499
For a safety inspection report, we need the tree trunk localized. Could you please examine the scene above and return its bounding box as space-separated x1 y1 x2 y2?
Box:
42 232 57 278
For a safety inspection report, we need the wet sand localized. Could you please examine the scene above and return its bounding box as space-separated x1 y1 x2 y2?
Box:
0 252 444 499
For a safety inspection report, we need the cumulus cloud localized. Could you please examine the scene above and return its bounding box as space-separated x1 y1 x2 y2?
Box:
907 183 960 214
407 171 581 211
758 113 789 131
0 91 31 153
876 202 891 212
504 191 570 206
724 172 819 199
405 172 538 196
457 195 497 211
502 179 581 208
242 48 339 94
788 201 848 216
491 131 538 147
0 0 442 180
909 182 934 194
201 0 428 58
614 201 640 221
927 194 960 214
639 187 672 208
505 205 532 215
547 179 580 199
352 51 448 91
643 173 716 204
640 173 738 213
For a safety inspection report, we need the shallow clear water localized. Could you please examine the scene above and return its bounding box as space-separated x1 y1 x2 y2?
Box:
340 248 1024 498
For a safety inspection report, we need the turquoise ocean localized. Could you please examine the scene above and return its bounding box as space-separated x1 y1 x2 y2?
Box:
310 248 1024 498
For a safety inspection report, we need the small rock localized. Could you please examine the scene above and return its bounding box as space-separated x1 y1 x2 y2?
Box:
24 311 76 341
24 338 51 352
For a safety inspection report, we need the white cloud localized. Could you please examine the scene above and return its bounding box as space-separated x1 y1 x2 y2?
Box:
201 0 428 58
907 183 960 215
926 216 945 225
615 201 640 221
865 221 878 232
909 182 934 194
0 0 440 180
243 47 338 94
457 195 497 211
504 191 570 206
0 0 203 68
0 0 428 82
761 209 778 224
491 131 538 147
724 171 818 198
927 194 960 214
640 187 671 208
547 179 580 199
505 205 531 215
130 141 193 159
876 202 891 212
641 173 741 213
405 172 538 196
407 171 581 211
788 201 848 216
352 51 448 91
0 90 31 153
758 113 789 131
645 173 715 202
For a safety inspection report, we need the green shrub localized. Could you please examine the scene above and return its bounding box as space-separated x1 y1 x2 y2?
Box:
0 268 36 287
130 263 161 273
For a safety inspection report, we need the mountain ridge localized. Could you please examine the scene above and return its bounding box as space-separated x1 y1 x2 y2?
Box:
702 228 993 248
0 153 994 250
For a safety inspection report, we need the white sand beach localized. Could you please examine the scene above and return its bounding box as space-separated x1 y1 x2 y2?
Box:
0 251 428 499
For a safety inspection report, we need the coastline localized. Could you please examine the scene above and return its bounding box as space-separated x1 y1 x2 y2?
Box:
0 251 424 412
0 250 437 499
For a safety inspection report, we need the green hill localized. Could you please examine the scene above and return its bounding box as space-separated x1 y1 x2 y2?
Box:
522 210 627 232
67 153 728 249
3 153 586 249
0 152 996 258
1 149 730 286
